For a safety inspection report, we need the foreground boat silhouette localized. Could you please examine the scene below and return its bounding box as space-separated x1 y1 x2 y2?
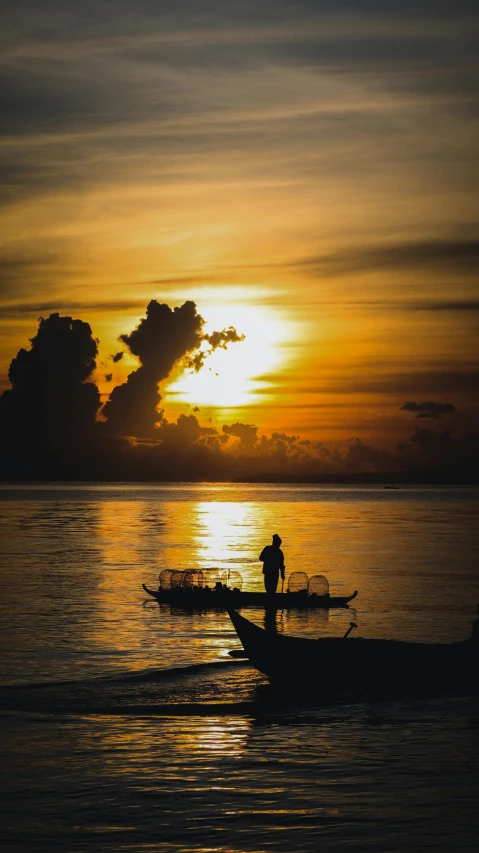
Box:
227 608 478 699
142 584 358 610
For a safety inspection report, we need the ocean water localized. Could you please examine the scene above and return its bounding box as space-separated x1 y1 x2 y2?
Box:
1 483 478 852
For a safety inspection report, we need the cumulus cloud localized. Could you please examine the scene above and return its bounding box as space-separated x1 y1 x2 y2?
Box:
0 312 101 475
156 413 218 448
222 421 258 448
102 301 244 437
400 400 456 418
220 422 340 470
102 300 204 437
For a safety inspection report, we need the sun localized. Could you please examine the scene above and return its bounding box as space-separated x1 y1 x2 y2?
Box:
165 302 292 409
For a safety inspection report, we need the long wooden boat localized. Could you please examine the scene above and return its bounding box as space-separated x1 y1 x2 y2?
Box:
228 608 478 699
142 584 358 610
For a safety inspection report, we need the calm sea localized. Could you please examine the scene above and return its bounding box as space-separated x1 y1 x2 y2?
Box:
1 483 478 852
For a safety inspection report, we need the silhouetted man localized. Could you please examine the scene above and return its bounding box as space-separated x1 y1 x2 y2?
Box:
259 534 285 594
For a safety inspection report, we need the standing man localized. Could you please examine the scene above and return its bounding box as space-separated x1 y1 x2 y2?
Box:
259 534 285 594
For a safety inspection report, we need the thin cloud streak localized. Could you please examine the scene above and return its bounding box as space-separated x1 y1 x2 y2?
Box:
267 240 479 276
2 12 472 60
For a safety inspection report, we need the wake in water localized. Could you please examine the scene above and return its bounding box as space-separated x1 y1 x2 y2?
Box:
2 660 477 735
0 659 271 716
2 656 477 719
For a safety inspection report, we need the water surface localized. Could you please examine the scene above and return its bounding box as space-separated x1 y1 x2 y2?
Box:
1 484 478 851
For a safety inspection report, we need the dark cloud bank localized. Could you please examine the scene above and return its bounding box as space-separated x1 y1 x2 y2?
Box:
400 401 456 419
0 303 478 483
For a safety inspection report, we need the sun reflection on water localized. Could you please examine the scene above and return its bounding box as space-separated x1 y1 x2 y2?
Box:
192 501 266 589
185 718 249 757
82 716 250 763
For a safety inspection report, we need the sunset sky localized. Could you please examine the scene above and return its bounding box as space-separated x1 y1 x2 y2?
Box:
1 1 478 470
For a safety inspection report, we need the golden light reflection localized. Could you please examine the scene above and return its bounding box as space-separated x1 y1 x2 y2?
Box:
187 718 248 757
85 498 172 665
83 716 250 762
165 302 294 409
192 501 265 590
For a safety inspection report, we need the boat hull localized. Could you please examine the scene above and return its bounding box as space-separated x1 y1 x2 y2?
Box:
228 608 478 699
142 584 358 610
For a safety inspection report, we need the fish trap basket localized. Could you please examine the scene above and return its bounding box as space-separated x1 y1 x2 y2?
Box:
220 570 243 590
182 570 202 589
202 569 220 589
170 570 185 590
308 574 329 596
159 569 173 590
287 571 309 593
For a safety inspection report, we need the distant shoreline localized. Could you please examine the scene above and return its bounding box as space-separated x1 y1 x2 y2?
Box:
1 467 478 487
232 468 479 486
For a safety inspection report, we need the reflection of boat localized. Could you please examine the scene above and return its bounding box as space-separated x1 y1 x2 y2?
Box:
227 608 478 698
142 584 358 610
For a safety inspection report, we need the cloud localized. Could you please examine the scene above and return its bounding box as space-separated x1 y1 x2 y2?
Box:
216 421 479 479
156 413 219 448
344 438 394 470
284 240 479 278
222 421 258 448
184 326 245 372
411 301 479 313
111 351 123 362
400 400 456 418
397 427 479 473
219 421 344 470
0 244 64 301
0 312 101 474
102 300 204 437
0 0 476 372
204 327 245 350
287 368 479 397
101 300 244 437
0 297 146 318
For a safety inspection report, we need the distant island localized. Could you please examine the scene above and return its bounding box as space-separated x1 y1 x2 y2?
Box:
233 466 479 486
1 465 478 486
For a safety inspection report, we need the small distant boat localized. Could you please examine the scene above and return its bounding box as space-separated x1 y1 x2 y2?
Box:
227 608 478 699
142 584 358 610
384 484 399 489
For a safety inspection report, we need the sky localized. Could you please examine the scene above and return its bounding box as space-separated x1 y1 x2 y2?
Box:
0 1 478 478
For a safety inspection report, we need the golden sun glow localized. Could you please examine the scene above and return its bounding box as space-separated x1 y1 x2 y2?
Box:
165 303 293 409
